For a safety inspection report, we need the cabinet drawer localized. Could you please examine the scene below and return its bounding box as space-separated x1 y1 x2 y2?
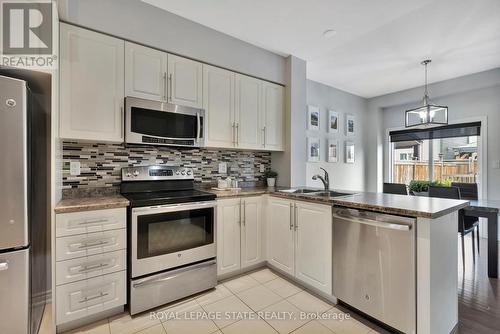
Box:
56 229 126 261
56 249 126 286
56 208 126 237
56 271 126 325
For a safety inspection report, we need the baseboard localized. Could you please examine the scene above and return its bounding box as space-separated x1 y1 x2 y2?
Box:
265 262 338 305
217 261 267 281
56 306 124 333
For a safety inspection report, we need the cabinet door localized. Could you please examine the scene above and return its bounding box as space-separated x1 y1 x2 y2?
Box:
216 198 241 276
60 23 124 142
167 54 203 108
294 201 332 294
203 65 236 148
261 82 285 151
267 197 294 275
241 196 263 268
125 42 167 101
235 74 262 149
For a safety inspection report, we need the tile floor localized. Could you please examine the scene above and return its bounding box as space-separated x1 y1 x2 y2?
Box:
42 268 386 334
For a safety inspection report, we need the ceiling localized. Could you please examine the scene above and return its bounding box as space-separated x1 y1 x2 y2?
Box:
142 0 500 98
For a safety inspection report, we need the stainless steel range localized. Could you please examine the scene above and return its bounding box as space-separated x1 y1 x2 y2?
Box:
121 166 217 315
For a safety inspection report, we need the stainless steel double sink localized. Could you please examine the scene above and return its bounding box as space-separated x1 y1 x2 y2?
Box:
278 188 352 198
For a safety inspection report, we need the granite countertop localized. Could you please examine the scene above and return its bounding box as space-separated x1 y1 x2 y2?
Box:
54 186 469 218
203 187 272 198
55 195 130 214
205 186 469 218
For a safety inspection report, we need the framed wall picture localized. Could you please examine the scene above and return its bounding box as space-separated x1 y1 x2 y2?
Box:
345 141 355 163
327 140 338 162
307 137 320 162
328 110 339 134
346 114 356 136
307 105 320 131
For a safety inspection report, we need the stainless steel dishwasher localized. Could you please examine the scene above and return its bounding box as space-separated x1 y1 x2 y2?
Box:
332 207 416 334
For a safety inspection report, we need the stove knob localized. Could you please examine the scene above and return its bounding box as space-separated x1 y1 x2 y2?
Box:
186 170 192 175
126 172 132 178
133 170 140 177
181 170 186 175
175 170 181 175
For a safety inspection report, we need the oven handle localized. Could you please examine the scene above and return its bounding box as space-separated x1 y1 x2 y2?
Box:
132 200 217 214
132 259 216 289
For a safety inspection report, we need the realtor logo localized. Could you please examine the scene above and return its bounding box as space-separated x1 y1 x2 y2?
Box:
2 1 52 55
1 1 55 69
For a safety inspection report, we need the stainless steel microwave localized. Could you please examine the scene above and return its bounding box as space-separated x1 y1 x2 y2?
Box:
125 97 205 148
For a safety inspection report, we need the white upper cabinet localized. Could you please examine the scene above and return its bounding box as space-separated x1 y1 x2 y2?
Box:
203 65 236 148
235 74 263 149
125 42 167 101
261 82 285 151
167 54 203 108
60 23 124 142
294 201 332 294
241 196 263 268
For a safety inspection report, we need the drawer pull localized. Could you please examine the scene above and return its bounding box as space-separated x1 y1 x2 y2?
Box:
79 292 108 303
78 262 110 273
76 240 110 249
78 219 110 225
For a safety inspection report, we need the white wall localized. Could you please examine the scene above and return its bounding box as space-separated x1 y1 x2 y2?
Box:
57 0 286 84
305 80 368 191
271 56 307 187
364 68 500 201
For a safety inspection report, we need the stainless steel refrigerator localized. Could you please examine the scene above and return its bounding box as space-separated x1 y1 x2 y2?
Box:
0 75 48 334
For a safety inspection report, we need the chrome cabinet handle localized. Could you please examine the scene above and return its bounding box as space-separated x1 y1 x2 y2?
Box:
262 127 266 147
232 122 235 144
242 200 246 226
163 72 167 101
0 262 8 271
79 292 108 303
239 199 242 225
293 204 299 231
169 73 173 101
289 203 293 230
236 123 239 146
76 239 110 249
196 112 201 143
78 219 110 226
77 262 110 273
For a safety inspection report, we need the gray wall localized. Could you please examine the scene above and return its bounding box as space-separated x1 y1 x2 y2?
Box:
364 68 500 201
58 0 286 84
305 80 368 191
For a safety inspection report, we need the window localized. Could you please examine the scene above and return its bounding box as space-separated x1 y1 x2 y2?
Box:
390 122 480 185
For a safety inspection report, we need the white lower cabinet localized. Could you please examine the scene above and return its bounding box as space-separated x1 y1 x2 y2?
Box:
267 196 332 294
55 208 127 326
56 271 126 324
267 196 295 275
217 197 263 276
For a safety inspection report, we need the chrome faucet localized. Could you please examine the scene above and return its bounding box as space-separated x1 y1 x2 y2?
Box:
312 167 330 191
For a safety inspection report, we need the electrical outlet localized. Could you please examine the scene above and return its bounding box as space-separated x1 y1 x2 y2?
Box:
218 162 227 174
260 164 265 173
70 161 81 176
493 160 500 169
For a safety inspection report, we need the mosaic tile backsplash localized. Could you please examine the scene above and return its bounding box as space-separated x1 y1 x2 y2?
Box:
62 141 272 190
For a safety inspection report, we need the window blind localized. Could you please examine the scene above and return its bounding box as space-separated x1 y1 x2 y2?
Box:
389 122 481 143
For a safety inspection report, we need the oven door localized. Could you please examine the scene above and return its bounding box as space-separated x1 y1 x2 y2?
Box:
125 97 204 147
131 201 216 278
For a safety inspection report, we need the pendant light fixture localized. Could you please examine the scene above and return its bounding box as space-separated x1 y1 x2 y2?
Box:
405 59 448 128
